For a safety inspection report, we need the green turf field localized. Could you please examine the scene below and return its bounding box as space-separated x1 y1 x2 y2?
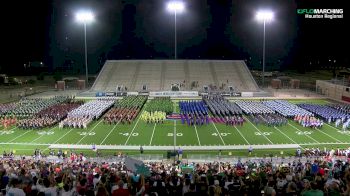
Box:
0 99 349 157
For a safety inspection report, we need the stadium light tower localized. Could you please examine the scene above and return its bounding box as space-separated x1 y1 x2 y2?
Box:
167 1 185 59
75 10 94 87
256 10 273 88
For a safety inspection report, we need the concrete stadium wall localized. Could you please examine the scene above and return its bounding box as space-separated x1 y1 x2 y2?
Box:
316 80 350 102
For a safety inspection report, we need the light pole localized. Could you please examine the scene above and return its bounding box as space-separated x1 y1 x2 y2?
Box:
256 11 273 88
167 1 184 59
76 11 94 87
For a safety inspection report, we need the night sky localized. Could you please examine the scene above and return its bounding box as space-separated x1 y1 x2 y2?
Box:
1 0 348 75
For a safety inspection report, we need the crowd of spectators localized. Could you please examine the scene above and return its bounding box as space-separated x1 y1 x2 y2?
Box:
1 148 350 196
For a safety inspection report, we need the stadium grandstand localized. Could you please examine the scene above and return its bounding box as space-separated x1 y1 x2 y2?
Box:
91 60 259 93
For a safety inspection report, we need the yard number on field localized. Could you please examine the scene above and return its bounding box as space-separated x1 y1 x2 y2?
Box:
78 132 96 136
212 133 231 137
37 131 54 135
168 133 183 136
255 132 272 136
337 130 350 135
296 131 312 135
119 132 139 137
0 131 14 135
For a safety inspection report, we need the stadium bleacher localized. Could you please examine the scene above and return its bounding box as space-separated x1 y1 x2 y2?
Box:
91 60 259 92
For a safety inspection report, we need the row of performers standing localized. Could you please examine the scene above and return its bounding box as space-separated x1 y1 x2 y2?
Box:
181 113 210 126
224 115 244 126
0 117 17 129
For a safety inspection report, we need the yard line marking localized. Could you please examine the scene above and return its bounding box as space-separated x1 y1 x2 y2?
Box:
274 126 304 150
243 116 273 144
173 102 177 147
287 123 320 143
8 129 33 143
100 121 120 145
211 121 226 145
315 128 342 143
174 120 177 146
193 124 201 146
77 119 103 144
234 126 250 145
324 123 350 137
149 123 157 145
52 128 74 144
0 126 17 132
30 127 57 143
31 134 45 143
324 123 341 131
43 128 74 152
124 115 141 145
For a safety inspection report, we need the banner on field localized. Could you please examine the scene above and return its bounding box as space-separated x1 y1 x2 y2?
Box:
127 92 139 96
96 92 106 97
241 92 254 97
149 91 198 97
105 92 116 96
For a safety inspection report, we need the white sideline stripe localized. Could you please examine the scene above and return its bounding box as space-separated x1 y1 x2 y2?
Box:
149 123 157 145
53 128 74 144
8 129 33 143
47 143 301 150
30 127 57 143
234 126 250 145
211 121 226 145
288 123 320 143
274 126 305 150
124 115 141 145
194 124 201 146
244 116 273 144
77 119 103 144
298 142 349 145
1 142 349 150
100 121 120 145
315 128 342 143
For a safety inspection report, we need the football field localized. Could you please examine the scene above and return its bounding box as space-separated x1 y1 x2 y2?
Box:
1 99 350 156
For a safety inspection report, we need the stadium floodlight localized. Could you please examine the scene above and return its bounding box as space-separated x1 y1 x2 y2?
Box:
76 11 94 23
256 11 274 22
167 1 185 59
75 10 94 87
167 1 185 13
256 10 274 88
